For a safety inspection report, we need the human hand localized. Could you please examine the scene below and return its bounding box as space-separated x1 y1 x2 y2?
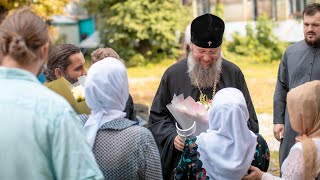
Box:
242 166 263 180
273 124 285 142
174 135 185 151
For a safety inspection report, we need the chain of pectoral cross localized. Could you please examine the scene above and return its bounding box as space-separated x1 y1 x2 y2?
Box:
196 79 216 105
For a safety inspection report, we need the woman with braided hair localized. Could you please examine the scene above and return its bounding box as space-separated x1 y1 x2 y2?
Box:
0 8 103 180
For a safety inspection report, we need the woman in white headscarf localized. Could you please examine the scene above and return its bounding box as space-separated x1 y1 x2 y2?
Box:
83 57 163 180
196 87 257 180
244 81 320 180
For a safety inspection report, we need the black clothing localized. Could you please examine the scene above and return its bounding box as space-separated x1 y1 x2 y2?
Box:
124 94 138 122
149 58 259 179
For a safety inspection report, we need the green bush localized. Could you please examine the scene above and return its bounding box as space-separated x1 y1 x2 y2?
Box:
84 0 192 66
127 53 146 67
225 14 288 63
214 3 224 19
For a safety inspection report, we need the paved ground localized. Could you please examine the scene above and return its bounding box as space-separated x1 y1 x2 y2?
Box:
257 113 281 175
257 113 280 151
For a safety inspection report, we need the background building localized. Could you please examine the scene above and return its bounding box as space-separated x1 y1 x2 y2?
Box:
189 0 320 21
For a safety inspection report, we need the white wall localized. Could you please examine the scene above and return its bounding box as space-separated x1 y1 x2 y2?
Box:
54 25 80 45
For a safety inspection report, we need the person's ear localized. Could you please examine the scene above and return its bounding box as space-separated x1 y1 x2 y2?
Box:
39 42 49 64
189 43 194 51
54 68 62 79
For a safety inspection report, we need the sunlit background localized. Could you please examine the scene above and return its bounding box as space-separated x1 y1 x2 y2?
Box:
3 0 320 175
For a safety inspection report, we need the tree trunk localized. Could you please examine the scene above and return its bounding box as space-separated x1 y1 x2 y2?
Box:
271 0 277 20
253 0 258 20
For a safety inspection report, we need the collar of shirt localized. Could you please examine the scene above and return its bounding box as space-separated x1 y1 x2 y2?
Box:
100 118 138 130
80 114 138 130
0 67 40 84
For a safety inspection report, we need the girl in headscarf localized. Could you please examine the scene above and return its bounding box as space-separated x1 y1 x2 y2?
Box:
196 88 258 180
90 47 138 122
244 80 320 180
83 57 162 180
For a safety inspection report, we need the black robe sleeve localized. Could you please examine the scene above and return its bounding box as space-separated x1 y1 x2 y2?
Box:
148 72 181 180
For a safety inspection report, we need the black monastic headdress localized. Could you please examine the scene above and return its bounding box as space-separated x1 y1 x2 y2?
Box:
191 13 225 48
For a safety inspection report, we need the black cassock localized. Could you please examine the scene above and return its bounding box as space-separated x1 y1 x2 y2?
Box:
148 58 259 179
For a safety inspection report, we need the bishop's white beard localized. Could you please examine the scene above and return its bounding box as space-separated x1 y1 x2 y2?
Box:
187 52 222 89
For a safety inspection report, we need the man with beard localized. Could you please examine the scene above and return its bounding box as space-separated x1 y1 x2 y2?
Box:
45 44 87 84
274 3 320 168
44 44 89 114
148 13 259 179
45 44 138 121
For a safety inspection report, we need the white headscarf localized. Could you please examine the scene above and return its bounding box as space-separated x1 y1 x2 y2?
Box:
84 57 129 147
196 88 257 180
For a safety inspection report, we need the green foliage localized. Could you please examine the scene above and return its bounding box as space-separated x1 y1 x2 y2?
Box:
84 0 191 65
214 3 224 19
2 0 69 20
225 14 288 63
127 53 146 67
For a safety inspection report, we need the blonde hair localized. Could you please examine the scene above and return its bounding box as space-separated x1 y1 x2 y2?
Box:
91 47 124 64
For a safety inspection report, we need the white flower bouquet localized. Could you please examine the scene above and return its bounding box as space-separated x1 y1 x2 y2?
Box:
70 76 86 102
45 76 90 115
166 94 209 137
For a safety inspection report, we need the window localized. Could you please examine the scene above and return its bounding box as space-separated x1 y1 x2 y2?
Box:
290 0 307 18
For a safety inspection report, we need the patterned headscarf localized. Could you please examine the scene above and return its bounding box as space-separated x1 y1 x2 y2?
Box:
196 88 257 180
84 57 129 147
287 81 320 180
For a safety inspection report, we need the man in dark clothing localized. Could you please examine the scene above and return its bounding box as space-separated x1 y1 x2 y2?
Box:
148 13 259 179
273 3 320 168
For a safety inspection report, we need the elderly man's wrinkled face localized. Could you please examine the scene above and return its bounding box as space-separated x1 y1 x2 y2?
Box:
304 12 320 47
64 52 87 84
187 43 222 89
190 43 221 68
